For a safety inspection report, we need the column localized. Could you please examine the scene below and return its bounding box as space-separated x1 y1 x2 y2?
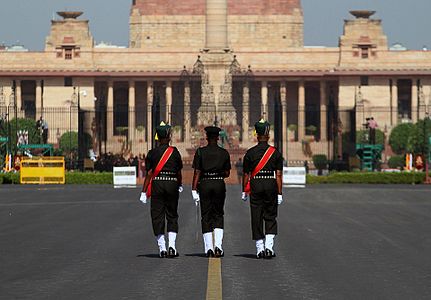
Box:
205 0 228 50
242 82 250 143
298 80 305 141
184 81 191 143
128 80 136 142
391 79 398 126
107 81 114 139
16 80 22 111
147 81 154 143
36 80 42 118
280 82 288 159
412 78 418 123
165 81 172 123
320 81 327 141
261 81 268 119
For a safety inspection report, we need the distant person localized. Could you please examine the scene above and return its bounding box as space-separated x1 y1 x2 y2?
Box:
42 117 49 144
235 158 243 184
367 117 378 144
242 119 284 259
192 126 231 258
139 121 183 258
36 116 43 143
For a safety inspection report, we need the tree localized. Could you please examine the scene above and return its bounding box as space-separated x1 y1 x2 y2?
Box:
389 123 414 154
0 118 39 150
59 131 92 157
407 120 431 155
312 154 328 175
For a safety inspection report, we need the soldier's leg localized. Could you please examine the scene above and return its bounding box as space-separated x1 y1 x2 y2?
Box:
199 182 214 254
263 184 278 255
250 190 265 249
213 181 226 255
151 184 167 255
165 182 179 255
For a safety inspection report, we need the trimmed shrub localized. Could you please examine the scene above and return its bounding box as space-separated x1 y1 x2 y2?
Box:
312 154 328 175
0 172 20 184
307 172 425 184
356 129 385 145
388 155 405 169
65 172 113 184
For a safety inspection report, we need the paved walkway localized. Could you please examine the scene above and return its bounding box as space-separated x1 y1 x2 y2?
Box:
0 185 430 299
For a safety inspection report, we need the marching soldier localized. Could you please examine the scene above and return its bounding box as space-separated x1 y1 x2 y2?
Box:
242 119 284 259
140 121 183 258
192 126 231 257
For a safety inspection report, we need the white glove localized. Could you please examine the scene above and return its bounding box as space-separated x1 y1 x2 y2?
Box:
277 194 283 205
139 192 147 204
241 192 249 202
192 190 200 206
178 185 184 193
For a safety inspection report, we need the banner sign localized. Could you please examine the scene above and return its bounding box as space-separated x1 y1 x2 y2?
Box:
283 167 306 188
113 166 137 188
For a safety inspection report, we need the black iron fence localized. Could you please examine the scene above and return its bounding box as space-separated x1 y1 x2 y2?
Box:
1 105 430 171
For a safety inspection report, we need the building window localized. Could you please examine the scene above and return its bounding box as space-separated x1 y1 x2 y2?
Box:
65 49 72 60
361 76 369 86
64 77 73 87
361 47 369 59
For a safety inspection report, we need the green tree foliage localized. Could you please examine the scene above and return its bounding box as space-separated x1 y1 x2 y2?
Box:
0 118 39 149
59 131 92 157
388 123 415 155
356 129 385 145
406 119 431 154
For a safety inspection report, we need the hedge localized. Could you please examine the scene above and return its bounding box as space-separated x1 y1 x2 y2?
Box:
65 172 113 184
307 172 426 184
0 172 113 184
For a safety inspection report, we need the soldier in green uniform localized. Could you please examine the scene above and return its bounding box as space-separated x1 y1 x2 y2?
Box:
140 122 183 258
192 126 231 257
242 119 284 259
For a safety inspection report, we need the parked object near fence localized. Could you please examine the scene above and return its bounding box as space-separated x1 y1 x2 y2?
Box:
283 167 306 188
20 157 65 184
113 166 136 188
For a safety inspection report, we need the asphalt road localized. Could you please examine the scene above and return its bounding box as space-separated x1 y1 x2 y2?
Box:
0 185 430 300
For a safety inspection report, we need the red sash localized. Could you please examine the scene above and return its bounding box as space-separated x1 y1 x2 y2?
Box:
146 146 174 197
244 146 276 195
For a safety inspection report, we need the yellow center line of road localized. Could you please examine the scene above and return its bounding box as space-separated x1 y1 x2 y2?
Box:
206 258 222 300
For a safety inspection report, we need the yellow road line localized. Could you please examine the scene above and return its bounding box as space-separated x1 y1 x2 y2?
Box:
206 258 222 300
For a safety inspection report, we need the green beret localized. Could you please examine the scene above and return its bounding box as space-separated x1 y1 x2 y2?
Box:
155 121 172 140
254 119 271 136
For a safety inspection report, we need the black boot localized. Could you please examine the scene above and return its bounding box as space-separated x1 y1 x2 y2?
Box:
257 250 265 259
214 247 224 258
264 249 275 259
206 249 215 257
168 247 179 258
159 250 168 258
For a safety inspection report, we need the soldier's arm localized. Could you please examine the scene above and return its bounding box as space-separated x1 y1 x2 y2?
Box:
177 170 182 186
192 169 201 190
276 170 283 195
242 173 250 192
142 169 153 193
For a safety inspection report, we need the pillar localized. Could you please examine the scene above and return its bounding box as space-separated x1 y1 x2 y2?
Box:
298 80 305 141
128 80 136 142
107 81 114 139
36 80 42 118
412 78 418 123
242 82 250 143
320 81 327 141
184 81 191 143
16 80 22 111
391 79 398 126
261 81 268 119
165 81 172 123
280 82 288 159
147 81 154 143
205 0 228 50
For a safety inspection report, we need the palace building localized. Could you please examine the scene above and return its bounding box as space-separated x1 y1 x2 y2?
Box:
1 0 430 161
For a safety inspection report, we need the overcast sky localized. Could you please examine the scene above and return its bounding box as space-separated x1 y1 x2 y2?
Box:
1 0 430 50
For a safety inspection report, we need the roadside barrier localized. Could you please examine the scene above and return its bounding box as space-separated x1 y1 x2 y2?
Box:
20 157 65 184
